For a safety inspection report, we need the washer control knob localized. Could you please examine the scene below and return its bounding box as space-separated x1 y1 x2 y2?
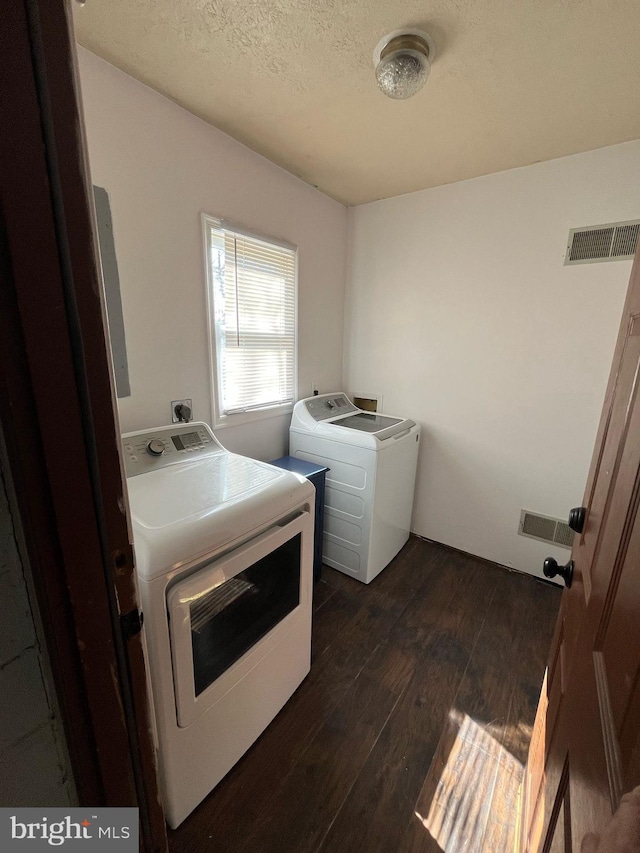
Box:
146 439 166 457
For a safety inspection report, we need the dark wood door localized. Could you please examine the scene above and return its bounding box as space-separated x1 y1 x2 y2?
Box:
2 1 166 849
522 249 640 851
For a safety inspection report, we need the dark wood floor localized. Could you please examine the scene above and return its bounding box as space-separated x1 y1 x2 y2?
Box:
169 537 561 853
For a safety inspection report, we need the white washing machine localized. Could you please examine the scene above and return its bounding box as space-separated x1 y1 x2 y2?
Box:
289 393 420 584
122 422 315 828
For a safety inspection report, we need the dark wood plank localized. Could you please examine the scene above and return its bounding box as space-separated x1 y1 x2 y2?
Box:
479 579 559 853
479 696 526 853
501 576 560 766
319 537 434 618
312 577 337 613
398 570 556 852
317 552 501 853
238 671 404 853
310 584 362 661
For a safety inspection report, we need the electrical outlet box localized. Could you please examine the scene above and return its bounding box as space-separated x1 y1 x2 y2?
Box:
171 399 193 423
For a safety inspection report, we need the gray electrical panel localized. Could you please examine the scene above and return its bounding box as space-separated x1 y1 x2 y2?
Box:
93 186 130 398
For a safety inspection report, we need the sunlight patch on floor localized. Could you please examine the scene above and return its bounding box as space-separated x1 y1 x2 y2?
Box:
415 710 525 852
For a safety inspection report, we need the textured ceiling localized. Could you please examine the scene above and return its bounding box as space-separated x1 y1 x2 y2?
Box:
73 0 640 206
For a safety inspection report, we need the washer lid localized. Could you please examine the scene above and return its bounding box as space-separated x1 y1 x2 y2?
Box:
335 413 403 433
290 394 418 447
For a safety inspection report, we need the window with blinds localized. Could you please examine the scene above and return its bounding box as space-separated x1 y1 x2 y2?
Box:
204 216 297 422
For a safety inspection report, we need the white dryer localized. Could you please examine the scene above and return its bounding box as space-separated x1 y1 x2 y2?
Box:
122 422 315 828
289 394 420 584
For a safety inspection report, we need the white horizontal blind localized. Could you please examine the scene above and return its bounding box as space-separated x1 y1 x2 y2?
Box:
208 222 296 416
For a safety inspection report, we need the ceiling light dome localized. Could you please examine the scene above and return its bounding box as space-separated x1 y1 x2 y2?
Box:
373 30 435 100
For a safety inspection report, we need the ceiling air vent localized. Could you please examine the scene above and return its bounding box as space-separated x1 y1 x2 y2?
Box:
565 220 640 265
518 510 574 550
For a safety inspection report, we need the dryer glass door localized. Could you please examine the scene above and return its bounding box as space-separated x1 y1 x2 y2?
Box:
190 534 300 696
167 511 310 727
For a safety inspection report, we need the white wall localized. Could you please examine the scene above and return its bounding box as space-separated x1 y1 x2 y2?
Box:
345 142 640 579
78 48 639 578
77 48 348 460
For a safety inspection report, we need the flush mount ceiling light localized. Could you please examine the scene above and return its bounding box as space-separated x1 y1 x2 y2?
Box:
373 29 435 100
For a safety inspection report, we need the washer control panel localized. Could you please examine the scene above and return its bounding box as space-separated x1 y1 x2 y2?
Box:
304 393 358 422
122 422 224 477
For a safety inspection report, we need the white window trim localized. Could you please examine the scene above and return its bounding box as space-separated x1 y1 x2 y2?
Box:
202 213 298 430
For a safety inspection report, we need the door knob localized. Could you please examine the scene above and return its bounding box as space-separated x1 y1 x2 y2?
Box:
568 506 586 534
543 557 574 588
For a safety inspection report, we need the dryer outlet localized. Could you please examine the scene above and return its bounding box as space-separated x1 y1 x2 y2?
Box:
172 399 193 423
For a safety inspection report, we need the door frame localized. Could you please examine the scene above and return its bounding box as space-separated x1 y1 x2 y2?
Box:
0 2 166 849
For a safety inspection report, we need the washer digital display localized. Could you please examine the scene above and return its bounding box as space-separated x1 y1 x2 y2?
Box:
171 431 201 451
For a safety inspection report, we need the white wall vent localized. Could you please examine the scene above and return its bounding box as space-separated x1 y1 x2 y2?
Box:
518 510 574 550
564 220 640 265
